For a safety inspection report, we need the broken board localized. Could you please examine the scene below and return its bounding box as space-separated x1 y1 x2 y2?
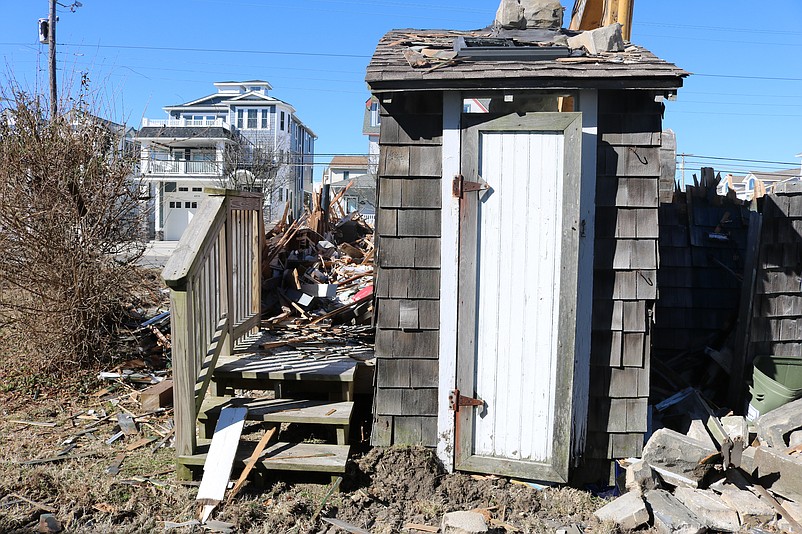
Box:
196 406 247 522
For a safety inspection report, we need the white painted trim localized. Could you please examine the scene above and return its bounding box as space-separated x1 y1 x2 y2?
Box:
437 92 462 473
571 89 598 463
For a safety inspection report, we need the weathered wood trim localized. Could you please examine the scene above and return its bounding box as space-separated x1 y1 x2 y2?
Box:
572 89 597 465
170 288 196 480
437 91 461 473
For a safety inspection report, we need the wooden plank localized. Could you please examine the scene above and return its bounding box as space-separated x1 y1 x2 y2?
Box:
731 211 762 410
622 332 645 367
377 268 440 299
199 397 353 426
376 208 398 237
227 426 277 502
375 388 438 416
376 329 440 358
376 298 401 328
402 179 442 209
169 288 196 480
437 91 460 472
381 146 411 176
182 441 350 473
409 145 442 176
372 415 393 446
196 407 247 509
379 238 441 268
394 416 438 447
397 209 441 237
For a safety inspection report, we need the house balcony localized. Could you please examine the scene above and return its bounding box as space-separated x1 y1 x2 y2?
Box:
141 118 231 129
142 160 223 176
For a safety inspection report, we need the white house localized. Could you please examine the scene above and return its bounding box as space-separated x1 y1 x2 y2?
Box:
137 80 316 241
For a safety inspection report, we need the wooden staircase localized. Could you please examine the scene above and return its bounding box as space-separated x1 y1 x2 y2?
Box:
161 190 366 483
178 336 359 478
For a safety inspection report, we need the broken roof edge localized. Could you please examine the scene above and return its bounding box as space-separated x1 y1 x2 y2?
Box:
366 74 686 93
366 27 689 90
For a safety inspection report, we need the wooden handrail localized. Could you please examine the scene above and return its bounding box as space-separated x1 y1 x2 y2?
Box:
162 188 263 479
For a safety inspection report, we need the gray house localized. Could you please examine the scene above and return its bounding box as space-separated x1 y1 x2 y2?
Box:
366 25 687 483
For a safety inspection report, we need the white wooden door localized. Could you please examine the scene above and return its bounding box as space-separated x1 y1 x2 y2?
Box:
455 112 582 482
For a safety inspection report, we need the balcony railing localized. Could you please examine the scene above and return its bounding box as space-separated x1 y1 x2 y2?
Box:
141 118 230 129
144 160 222 176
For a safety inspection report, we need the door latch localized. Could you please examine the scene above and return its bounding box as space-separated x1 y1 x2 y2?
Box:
449 389 484 412
452 175 488 199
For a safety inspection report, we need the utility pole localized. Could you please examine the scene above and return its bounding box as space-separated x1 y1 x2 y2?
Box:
48 0 57 117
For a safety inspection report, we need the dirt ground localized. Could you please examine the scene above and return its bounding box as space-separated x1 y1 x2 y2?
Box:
0 384 629 534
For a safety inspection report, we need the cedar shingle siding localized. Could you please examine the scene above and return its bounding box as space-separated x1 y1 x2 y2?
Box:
586 91 662 459
373 92 443 447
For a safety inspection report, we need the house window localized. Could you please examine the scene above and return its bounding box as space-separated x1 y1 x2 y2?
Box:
184 202 192 208
247 109 257 129
342 171 350 181
191 202 198 208
165 182 177 192
278 189 284 201
178 187 189 192
261 109 269 129
280 111 285 131
192 187 202 192
169 201 177 208
237 109 244 128
346 196 358 213
369 100 380 127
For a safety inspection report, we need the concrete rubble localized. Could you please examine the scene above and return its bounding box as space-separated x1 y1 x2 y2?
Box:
494 0 564 30
594 390 802 533
566 23 625 54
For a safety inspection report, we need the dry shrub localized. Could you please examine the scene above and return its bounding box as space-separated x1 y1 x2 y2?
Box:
0 85 148 377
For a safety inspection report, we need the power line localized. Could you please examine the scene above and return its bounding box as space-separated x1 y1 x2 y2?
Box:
676 154 800 166
638 21 802 37
0 42 372 59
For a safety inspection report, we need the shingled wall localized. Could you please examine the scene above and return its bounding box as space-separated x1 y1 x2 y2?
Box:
372 92 443 447
586 91 663 460
750 184 802 361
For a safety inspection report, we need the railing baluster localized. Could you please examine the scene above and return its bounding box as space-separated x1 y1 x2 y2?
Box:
162 189 262 480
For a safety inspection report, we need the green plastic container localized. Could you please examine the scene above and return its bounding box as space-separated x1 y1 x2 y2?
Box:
747 356 802 420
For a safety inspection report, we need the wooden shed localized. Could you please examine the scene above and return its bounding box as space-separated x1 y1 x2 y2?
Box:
365 26 687 483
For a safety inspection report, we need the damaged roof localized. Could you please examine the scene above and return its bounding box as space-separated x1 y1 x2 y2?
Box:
366 27 689 92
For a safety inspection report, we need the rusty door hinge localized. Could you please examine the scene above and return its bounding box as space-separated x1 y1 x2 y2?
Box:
452 175 488 199
449 389 484 412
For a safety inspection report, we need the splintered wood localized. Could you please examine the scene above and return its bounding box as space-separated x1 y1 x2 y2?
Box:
262 199 375 329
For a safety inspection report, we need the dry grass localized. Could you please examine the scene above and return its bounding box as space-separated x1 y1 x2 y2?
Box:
0 388 617 533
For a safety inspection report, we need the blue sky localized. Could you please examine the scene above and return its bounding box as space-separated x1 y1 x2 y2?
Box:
1 0 800 181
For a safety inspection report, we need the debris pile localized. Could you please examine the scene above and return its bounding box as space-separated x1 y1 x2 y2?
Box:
262 188 375 329
596 390 802 533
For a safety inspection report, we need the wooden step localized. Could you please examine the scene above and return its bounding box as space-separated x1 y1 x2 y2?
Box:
198 396 353 426
214 352 357 383
179 441 350 474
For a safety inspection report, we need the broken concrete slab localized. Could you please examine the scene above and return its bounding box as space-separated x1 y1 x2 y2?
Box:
566 23 625 55
722 415 749 444
593 491 649 531
789 429 802 449
441 511 491 534
644 489 706 534
775 499 802 533
642 428 717 488
494 0 563 30
741 446 758 477
718 486 775 528
755 445 802 502
674 487 741 532
625 459 660 495
756 396 802 449
685 418 717 450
